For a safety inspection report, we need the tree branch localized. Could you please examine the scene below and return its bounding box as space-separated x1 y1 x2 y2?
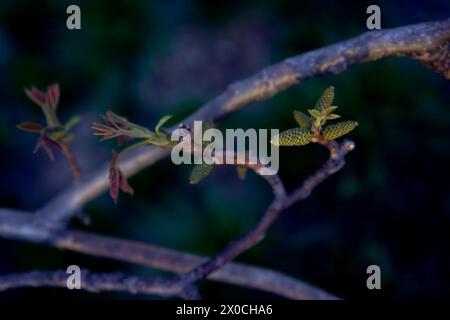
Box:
0 140 354 299
32 18 449 228
0 209 337 300
0 270 199 298
175 139 354 287
1 18 447 300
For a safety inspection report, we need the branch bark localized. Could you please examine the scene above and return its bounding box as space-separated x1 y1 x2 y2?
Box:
0 270 198 299
0 209 337 300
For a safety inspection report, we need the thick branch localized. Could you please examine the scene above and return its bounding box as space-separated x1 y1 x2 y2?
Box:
0 209 337 300
33 18 449 227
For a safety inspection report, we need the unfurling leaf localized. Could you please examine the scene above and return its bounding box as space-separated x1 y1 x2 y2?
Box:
24 84 61 118
119 173 134 195
24 86 49 110
33 134 62 161
324 105 338 113
21 83 80 180
325 113 341 120
189 163 214 184
293 110 311 128
17 122 43 133
236 165 248 180
109 150 134 203
61 133 75 143
43 135 63 150
47 84 60 111
155 115 172 135
307 109 322 119
271 128 312 146
315 86 334 111
48 128 66 141
102 111 130 129
93 111 155 143
109 172 119 203
64 116 80 131
322 121 358 140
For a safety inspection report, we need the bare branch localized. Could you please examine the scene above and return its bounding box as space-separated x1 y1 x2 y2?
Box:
0 269 197 298
0 209 337 300
284 139 355 208
32 18 449 228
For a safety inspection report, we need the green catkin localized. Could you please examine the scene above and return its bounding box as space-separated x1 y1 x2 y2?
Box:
189 163 214 184
315 86 335 111
322 121 358 140
271 128 313 146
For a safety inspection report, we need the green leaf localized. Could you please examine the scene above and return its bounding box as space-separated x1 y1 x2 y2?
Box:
293 110 311 128
325 114 341 120
61 133 75 143
307 109 322 119
17 122 43 133
65 116 80 131
47 84 60 111
324 106 338 114
190 163 214 184
49 129 66 141
271 128 312 146
147 134 172 147
109 150 134 203
155 115 172 135
315 86 335 111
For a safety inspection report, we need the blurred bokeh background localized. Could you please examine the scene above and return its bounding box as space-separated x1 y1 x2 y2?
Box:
0 0 449 299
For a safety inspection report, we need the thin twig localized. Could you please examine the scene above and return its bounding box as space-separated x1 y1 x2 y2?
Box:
174 139 354 287
61 143 80 180
284 139 355 208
